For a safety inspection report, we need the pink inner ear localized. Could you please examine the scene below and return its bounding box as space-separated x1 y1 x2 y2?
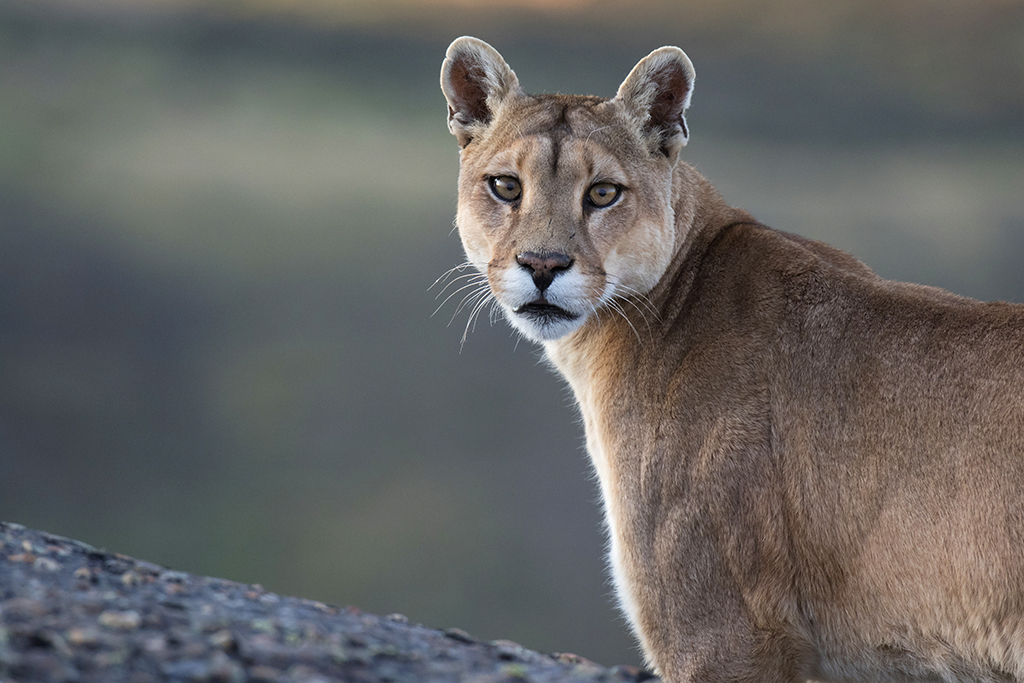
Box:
448 57 492 126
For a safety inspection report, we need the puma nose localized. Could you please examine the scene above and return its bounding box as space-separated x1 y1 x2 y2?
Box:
516 251 573 293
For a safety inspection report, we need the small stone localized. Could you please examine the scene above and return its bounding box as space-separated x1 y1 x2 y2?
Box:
181 641 208 659
103 556 133 574
491 639 525 661
161 570 189 583
385 613 409 624
251 618 276 634
491 639 523 648
133 560 163 576
142 634 168 654
283 664 330 683
67 627 101 646
247 665 282 682
73 567 92 579
208 650 245 682
571 661 609 679
1 597 46 618
499 663 529 679
121 570 141 586
33 557 60 572
444 627 476 644
244 584 266 600
96 650 126 667
161 658 214 680
209 629 235 650
98 609 142 630
160 596 187 610
241 633 278 655
7 552 36 563
373 643 402 659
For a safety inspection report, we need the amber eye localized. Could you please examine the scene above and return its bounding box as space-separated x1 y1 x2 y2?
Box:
490 176 522 202
587 182 620 208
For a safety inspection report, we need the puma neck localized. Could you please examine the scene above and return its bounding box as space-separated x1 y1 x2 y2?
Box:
543 160 750 390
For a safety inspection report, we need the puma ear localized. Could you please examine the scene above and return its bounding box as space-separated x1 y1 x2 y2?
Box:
613 47 695 162
440 36 522 148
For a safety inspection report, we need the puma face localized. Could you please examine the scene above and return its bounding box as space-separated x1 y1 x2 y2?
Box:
441 37 694 342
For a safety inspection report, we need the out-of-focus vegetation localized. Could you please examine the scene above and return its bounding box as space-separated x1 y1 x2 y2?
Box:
2 0 1022 667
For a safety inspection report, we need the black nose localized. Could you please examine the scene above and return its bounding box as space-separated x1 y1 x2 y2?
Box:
516 251 573 293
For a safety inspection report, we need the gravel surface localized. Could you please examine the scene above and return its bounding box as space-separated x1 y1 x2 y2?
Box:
0 522 658 682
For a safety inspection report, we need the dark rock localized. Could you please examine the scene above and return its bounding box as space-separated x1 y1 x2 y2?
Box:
0 521 660 682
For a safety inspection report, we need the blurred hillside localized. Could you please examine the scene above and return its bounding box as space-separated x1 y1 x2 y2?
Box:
20 0 1024 140
2 0 1023 668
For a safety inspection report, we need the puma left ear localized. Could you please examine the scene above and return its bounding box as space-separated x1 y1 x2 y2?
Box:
613 47 695 162
440 36 522 148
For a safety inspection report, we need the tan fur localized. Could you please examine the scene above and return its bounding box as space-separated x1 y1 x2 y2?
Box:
440 36 1024 683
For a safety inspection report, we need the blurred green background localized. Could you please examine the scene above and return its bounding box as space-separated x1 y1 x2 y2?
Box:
2 0 1022 667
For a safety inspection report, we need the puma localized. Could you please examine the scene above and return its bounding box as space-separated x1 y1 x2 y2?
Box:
439 36 1024 683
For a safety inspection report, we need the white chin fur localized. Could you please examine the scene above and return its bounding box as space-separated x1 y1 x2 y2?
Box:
496 267 593 342
503 305 588 342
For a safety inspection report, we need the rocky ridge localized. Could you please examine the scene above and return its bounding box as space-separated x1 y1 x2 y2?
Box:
0 522 656 682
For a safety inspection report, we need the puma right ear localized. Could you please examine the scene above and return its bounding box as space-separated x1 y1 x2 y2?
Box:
440 37 522 148
613 47 695 162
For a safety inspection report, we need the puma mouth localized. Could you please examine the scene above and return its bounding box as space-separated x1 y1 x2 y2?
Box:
513 301 580 323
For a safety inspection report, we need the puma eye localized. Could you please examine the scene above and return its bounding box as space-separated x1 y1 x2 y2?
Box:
587 182 620 208
489 176 522 202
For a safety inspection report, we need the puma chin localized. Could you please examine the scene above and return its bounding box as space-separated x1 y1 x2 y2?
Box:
441 36 1024 683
